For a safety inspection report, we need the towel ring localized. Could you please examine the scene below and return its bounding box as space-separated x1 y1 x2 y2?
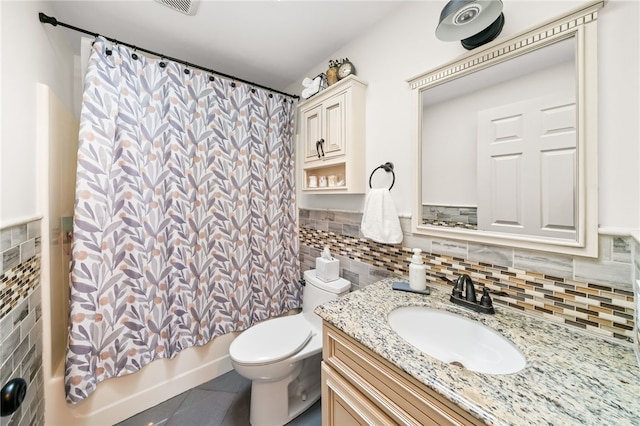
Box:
369 162 395 190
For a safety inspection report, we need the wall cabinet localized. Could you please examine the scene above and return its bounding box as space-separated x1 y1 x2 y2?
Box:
322 322 485 426
298 75 367 194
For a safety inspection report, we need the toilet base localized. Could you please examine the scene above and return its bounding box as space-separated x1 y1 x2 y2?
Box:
249 354 322 426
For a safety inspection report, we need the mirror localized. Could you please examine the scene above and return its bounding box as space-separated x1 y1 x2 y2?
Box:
409 1 603 257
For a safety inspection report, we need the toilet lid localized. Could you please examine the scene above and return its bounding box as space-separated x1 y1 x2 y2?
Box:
230 316 313 365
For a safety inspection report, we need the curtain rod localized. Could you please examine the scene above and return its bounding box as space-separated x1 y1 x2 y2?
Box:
38 12 300 100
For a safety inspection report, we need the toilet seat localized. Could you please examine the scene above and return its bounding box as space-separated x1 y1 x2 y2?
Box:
230 316 312 365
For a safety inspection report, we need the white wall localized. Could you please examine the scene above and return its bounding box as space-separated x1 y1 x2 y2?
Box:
597 0 640 232
289 0 640 233
0 0 75 224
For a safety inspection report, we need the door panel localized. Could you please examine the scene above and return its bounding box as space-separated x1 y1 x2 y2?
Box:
478 94 576 239
541 148 576 231
323 92 346 158
489 154 523 227
302 104 323 162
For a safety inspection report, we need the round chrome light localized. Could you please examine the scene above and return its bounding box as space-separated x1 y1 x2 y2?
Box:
453 4 481 26
435 0 504 46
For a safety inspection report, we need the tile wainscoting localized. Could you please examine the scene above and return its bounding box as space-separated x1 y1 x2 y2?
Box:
635 237 640 365
299 208 636 344
0 220 44 426
421 205 477 230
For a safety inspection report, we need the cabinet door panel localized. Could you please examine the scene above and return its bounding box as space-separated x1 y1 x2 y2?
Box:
322 93 346 158
323 322 485 426
302 104 323 162
322 363 394 426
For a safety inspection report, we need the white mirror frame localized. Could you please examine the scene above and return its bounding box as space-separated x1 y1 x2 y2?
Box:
409 1 605 258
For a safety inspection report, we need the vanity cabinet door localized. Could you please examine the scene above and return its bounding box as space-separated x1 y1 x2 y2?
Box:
322 362 394 426
322 322 485 426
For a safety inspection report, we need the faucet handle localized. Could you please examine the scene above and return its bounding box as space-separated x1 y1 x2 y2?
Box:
480 287 493 308
486 288 509 297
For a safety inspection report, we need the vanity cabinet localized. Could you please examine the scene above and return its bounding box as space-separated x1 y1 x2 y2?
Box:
298 75 367 194
321 321 485 426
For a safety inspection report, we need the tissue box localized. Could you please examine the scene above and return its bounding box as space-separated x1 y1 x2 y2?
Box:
315 257 339 282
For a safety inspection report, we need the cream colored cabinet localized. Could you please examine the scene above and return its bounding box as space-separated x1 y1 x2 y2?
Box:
322 364 395 425
301 93 346 162
322 322 485 426
298 75 367 194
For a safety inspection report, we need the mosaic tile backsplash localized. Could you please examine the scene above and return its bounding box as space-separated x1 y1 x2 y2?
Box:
422 205 477 230
299 208 636 343
0 220 44 426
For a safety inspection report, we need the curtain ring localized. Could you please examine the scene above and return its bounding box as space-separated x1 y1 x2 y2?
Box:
107 40 118 56
159 56 166 68
131 46 138 60
368 162 395 190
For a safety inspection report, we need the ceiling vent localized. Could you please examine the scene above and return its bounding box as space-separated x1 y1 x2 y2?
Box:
155 0 199 16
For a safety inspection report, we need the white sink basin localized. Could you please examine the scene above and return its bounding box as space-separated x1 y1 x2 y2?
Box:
387 306 526 375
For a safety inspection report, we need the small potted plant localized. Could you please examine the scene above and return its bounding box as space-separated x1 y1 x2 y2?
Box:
326 59 341 86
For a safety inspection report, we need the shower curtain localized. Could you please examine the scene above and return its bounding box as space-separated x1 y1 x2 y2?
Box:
65 38 301 403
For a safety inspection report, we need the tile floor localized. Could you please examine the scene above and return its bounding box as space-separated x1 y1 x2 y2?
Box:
115 369 321 426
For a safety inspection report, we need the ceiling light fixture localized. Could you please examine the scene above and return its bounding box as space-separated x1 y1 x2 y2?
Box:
436 0 505 50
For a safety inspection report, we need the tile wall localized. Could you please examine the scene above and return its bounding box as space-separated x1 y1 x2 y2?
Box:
422 205 477 229
299 208 636 343
634 237 640 364
0 220 44 426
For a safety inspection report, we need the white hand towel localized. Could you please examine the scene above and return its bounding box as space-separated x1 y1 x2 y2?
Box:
361 188 403 244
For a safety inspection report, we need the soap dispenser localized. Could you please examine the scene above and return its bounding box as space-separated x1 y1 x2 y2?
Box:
409 248 427 291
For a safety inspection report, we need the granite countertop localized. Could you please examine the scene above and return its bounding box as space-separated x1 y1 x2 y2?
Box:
314 278 640 426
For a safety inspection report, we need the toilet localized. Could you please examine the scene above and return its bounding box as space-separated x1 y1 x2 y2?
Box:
229 269 350 426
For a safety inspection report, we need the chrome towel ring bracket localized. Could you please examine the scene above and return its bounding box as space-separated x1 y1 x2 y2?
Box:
369 162 395 190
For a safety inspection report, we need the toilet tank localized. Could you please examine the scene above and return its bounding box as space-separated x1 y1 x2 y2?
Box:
302 270 350 315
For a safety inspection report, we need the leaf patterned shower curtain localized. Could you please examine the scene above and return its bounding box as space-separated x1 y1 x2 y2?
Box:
65 38 301 403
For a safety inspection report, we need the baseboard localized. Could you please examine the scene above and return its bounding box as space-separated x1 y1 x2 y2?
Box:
45 336 235 426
